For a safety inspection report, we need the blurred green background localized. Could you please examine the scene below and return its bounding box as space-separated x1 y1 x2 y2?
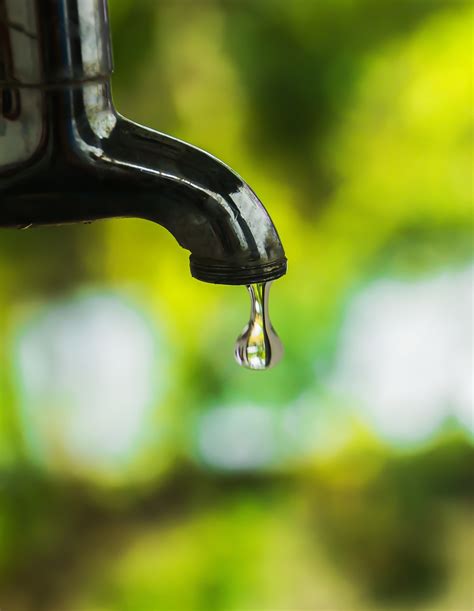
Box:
0 0 473 609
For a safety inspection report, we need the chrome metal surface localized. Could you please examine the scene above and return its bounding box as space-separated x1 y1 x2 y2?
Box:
0 0 287 285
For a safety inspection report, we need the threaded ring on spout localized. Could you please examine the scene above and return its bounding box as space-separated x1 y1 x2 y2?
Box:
190 257 287 285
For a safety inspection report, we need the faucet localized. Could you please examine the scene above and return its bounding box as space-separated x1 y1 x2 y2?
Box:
0 0 286 286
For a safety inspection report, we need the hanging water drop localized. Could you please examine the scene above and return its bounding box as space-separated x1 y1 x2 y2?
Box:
234 281 283 370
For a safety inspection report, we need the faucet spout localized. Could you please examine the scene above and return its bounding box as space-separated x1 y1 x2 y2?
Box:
102 116 287 284
0 0 287 285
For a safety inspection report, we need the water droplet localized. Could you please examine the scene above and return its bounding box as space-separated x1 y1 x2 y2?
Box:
234 281 283 370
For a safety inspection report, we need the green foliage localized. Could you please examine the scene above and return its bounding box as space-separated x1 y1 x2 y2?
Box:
220 0 454 200
0 1 472 609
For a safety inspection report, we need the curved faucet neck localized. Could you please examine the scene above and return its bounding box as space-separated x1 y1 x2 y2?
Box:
0 0 287 287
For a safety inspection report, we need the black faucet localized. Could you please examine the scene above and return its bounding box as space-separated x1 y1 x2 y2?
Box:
0 0 286 286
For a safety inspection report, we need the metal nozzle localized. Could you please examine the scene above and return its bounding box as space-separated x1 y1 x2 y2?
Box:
0 0 287 285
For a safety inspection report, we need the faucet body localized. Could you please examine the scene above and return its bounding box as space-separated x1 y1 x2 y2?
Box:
0 0 286 285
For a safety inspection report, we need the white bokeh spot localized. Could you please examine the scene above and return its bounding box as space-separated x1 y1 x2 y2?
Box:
15 293 164 473
329 267 473 443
